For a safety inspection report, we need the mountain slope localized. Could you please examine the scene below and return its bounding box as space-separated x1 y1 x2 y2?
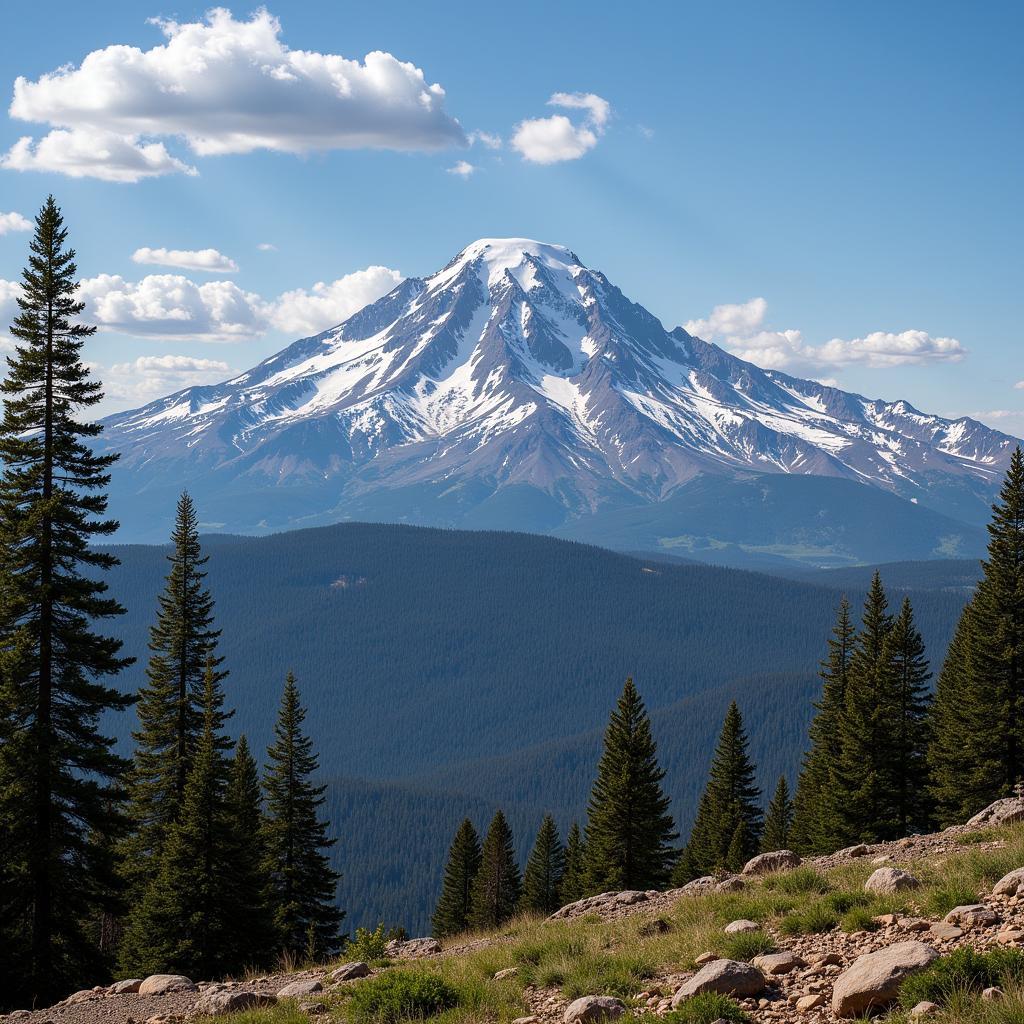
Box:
98 239 1018 557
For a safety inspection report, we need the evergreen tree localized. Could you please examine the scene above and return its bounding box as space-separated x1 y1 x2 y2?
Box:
0 197 133 1004
262 673 342 960
432 819 481 937
760 776 794 853
930 449 1024 822
119 662 233 978
584 678 677 891
676 701 761 881
885 598 932 834
791 598 855 852
469 809 521 929
124 493 226 885
521 814 565 915
559 822 587 904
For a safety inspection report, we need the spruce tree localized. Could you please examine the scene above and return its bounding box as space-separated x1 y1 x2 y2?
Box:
760 776 794 853
930 449 1024 822
469 809 521 929
676 701 761 881
432 819 481 937
119 661 233 977
262 673 342 960
584 678 677 891
791 597 854 852
0 197 133 1004
559 822 587 904
521 814 565 915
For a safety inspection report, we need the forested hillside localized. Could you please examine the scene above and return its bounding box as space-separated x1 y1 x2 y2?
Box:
99 523 976 932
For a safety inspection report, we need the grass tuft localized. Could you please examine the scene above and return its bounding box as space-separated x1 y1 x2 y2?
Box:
720 931 776 961
900 947 1024 1009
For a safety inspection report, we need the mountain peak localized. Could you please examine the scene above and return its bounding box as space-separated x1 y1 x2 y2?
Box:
432 237 584 290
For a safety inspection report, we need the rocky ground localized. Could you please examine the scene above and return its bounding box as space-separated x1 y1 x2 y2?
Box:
5 798 1024 1024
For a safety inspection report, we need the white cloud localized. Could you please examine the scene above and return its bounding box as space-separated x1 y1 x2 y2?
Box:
1015 381 1024 390
512 91 611 164
270 266 403 336
469 130 502 149
132 247 239 273
0 278 21 351
4 9 464 182
684 297 966 370
1 128 197 182
0 211 32 235
103 354 232 403
257 243 277 252
447 160 476 178
968 409 1024 437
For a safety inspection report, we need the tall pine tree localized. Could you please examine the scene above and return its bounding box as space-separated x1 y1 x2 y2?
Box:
676 701 761 880
760 776 794 853
585 678 677 891
469 809 521 929
262 673 342 960
0 197 133 1004
791 597 855 852
559 822 587 904
930 449 1024 822
521 815 565 915
432 819 481 937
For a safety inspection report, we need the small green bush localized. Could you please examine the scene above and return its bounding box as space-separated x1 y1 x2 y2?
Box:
779 902 838 936
346 970 459 1023
924 877 978 916
661 992 750 1023
763 867 831 895
346 923 392 964
824 891 870 915
839 905 881 933
900 947 1024 1008
721 931 776 961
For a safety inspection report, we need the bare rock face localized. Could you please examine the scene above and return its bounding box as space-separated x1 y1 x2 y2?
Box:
385 937 442 957
549 891 651 920
138 976 198 996
277 979 324 999
944 904 1000 928
864 867 920 893
966 798 1024 828
109 979 143 994
672 960 766 1004
831 942 939 1018
723 919 760 934
562 995 626 1024
993 867 1024 897
193 991 277 1016
742 850 801 875
329 962 372 983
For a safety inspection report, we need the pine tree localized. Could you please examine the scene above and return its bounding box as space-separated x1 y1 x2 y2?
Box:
885 598 932 834
521 815 565 915
584 678 677 891
791 598 855 852
760 776 794 853
0 197 133 1004
124 493 226 886
119 661 233 978
559 822 587 904
676 702 761 881
262 673 342 960
432 819 481 937
930 449 1024 822
469 809 521 929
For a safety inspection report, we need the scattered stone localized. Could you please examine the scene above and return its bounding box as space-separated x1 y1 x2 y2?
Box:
724 919 760 934
993 867 1024 897
865 867 920 893
513 1017 540 1024
672 960 766 1003
811 952 843 967
910 1001 940 1018
563 995 626 1024
898 917 931 932
874 914 898 927
638 918 671 936
695 952 719 966
138 976 198 996
796 994 825 1011
385 936 442 957
276 979 324 999
329 961 371 983
751 951 805 975
742 850 801 875
966 798 1024 828
493 967 518 980
831 941 939 1018
944 904 999 927
300 1002 327 1015
982 987 1004 1002
929 922 963 941
998 928 1024 944
110 979 144 995
838 844 870 858
192 991 277 1016
872 855 891 865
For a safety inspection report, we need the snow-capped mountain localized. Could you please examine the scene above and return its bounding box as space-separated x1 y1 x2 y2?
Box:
100 238 1018 558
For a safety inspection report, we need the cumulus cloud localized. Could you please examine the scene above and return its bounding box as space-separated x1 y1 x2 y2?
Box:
103 354 232 403
684 297 966 370
4 8 464 181
0 211 32 235
469 130 502 149
512 91 611 164
968 409 1024 437
447 160 476 178
270 266 403 336
132 247 239 273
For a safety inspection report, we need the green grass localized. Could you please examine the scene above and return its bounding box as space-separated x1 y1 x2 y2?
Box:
345 971 460 1024
720 932 776 961
762 866 831 895
194 1005 310 1024
779 901 839 936
900 948 1024 1009
641 992 750 1023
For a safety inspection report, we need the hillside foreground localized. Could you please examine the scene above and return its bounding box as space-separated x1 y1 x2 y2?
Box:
8 800 1024 1024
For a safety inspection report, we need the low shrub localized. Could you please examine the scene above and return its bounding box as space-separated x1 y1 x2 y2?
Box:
839 905 881 933
721 932 776 961
662 992 750 1023
824 891 870 915
346 970 459 1023
900 947 1024 1009
346 923 392 964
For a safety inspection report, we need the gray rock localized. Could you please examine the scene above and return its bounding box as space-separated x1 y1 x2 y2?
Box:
966 798 1024 828
493 967 518 980
741 850 801 875
909 1002 940 1018
138 976 198 996
838 844 870 858
715 877 745 892
192 991 277 1016
329 962 371 983
723 919 760 934
672 960 765 1003
928 922 963 941
831 942 939 1018
385 937 442 957
944 904 999 927
109 980 143 995
277 979 324 999
751 951 805 975
993 867 1024 897
562 996 626 1024
864 867 920 894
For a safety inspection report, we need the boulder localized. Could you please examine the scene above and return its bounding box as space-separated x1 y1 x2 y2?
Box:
944 904 999 928
563 996 626 1024
139 976 198 996
741 850 801 875
65 990 98 1005
796 994 825 1011
838 844 870 858
672 960 765 1004
928 922 963 941
715 877 744 893
752 951 805 976
681 876 717 893
909 1002 940 1018
110 979 143 994
966 798 1024 828
329 962 371 983
993 867 1024 897
864 867 920 894
831 942 939 1018
277 979 323 999
192 991 277 1017
723 919 760 934
385 937 442 957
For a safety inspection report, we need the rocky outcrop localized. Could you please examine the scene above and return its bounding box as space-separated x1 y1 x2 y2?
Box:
385 937 442 957
550 891 654 920
562 996 626 1024
138 976 197 996
742 850 801 875
108 980 142 995
864 867 920 893
329 962 371 983
672 960 766 1003
831 942 939 1018
993 867 1024 897
966 798 1024 828
751 951 805 976
276 979 323 999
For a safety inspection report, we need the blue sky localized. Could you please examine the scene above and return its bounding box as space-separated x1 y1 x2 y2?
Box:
0 1 1020 431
